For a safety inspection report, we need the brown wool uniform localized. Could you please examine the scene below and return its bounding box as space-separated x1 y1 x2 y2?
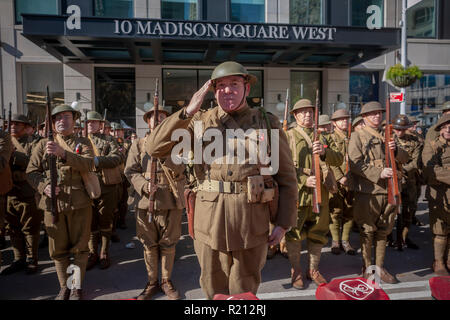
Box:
6 134 42 265
146 105 298 299
349 126 409 268
87 133 123 258
394 132 422 232
124 136 185 285
0 131 13 265
422 135 449 266
285 125 343 269
328 128 354 243
116 137 132 227
26 134 95 289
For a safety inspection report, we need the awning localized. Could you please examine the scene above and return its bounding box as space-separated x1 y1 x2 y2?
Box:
22 14 401 68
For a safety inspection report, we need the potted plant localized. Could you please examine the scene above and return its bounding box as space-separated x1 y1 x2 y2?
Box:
386 64 423 88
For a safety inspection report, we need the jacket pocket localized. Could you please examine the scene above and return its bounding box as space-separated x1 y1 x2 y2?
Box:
194 191 219 236
251 202 270 236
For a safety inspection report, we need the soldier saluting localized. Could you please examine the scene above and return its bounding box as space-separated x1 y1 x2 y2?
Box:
145 61 298 299
26 105 95 300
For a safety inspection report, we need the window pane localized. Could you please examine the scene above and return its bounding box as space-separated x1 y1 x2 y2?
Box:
247 70 263 107
349 71 379 117
198 69 215 109
95 68 136 128
15 0 58 24
290 0 324 25
406 73 450 126
22 64 64 124
407 0 436 38
163 69 198 112
94 0 134 18
290 71 321 111
231 0 265 23
351 0 384 27
161 0 198 20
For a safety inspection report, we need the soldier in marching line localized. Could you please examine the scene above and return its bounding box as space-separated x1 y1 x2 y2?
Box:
125 104 186 300
285 99 343 289
85 111 124 270
348 102 409 284
421 114 450 276
0 118 13 268
318 114 333 135
425 101 450 143
391 115 422 250
145 61 298 299
27 104 95 300
328 109 356 255
1 114 42 275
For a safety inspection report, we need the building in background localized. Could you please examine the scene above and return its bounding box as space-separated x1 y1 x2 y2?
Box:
1 1 446 136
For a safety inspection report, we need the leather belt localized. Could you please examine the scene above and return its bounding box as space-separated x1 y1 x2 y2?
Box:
197 180 247 194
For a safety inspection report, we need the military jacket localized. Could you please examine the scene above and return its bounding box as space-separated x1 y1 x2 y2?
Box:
0 131 13 174
422 136 449 204
124 136 185 211
88 133 123 190
329 129 349 182
145 105 298 252
348 126 409 195
9 134 38 199
26 134 95 212
425 123 439 143
394 132 422 183
287 125 343 207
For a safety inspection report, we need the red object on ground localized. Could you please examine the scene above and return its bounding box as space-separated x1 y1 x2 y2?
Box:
213 292 260 300
429 276 450 300
316 277 390 300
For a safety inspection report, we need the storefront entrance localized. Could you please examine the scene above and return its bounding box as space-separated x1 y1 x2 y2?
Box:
95 67 136 128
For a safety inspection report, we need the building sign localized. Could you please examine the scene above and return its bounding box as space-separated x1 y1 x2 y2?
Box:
390 92 404 102
114 20 337 42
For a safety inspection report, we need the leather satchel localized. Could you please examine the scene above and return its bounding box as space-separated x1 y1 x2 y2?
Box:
184 189 196 239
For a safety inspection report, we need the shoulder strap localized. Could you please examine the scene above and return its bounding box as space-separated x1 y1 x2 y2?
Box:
294 126 313 148
87 135 100 157
258 107 272 147
363 126 385 142
11 136 27 154
286 129 298 167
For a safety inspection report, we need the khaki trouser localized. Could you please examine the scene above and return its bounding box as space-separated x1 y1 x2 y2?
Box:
329 186 354 242
44 206 92 289
285 202 330 245
194 240 267 300
428 199 449 237
401 179 418 229
353 193 397 268
136 208 182 283
90 187 118 256
5 196 42 262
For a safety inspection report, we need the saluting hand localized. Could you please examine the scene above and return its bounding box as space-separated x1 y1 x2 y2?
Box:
46 141 66 159
185 80 213 117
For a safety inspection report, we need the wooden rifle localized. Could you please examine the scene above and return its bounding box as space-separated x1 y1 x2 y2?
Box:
283 88 289 132
345 116 352 175
46 86 59 224
385 98 401 209
148 79 159 222
7 103 11 133
311 89 322 213
102 108 107 133
83 109 88 138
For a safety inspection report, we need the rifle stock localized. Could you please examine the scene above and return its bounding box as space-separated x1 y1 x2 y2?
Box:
385 98 401 209
312 90 322 213
148 79 159 221
46 86 59 224
283 89 289 132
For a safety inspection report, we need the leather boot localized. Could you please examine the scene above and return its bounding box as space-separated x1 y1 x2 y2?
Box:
405 238 419 250
99 253 110 270
360 232 374 268
99 233 111 270
267 244 279 260
144 246 159 287
54 259 70 289
379 268 399 284
307 269 327 285
25 259 39 275
341 240 356 255
69 289 83 300
87 232 99 270
161 279 181 300
55 287 71 300
86 252 99 270
446 238 450 272
433 236 449 276
137 282 160 300
331 240 341 255
286 240 304 289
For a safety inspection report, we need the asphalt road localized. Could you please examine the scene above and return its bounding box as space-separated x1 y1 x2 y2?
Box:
0 187 438 300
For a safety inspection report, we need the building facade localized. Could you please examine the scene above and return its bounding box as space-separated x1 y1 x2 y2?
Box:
0 0 445 136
